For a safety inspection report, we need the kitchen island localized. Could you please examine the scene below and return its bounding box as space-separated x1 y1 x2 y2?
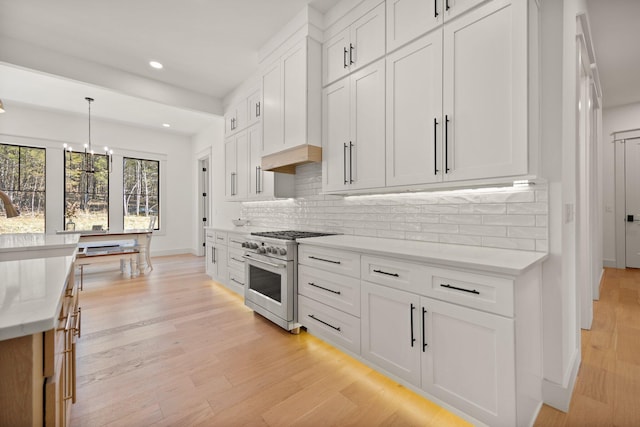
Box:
0 234 80 427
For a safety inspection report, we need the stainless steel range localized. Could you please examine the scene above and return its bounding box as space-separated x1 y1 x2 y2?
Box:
242 231 334 332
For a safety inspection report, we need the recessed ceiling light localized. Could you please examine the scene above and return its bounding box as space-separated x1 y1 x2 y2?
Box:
162 123 171 128
149 61 163 69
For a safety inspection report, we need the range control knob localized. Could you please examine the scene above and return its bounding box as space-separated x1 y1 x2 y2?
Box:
242 242 247 248
279 248 287 256
250 243 258 249
257 247 266 254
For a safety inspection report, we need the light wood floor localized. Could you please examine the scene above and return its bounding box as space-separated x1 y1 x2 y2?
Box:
70 255 471 427
534 267 640 427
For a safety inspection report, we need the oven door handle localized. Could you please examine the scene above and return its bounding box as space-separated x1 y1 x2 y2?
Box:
243 254 285 269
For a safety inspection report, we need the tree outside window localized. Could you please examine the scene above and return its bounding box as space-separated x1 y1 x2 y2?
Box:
64 151 109 231
123 157 159 230
0 143 46 233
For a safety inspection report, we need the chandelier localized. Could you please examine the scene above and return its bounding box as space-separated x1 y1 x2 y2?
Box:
63 97 114 190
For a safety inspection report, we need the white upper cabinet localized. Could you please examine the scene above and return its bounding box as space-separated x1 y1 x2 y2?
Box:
386 0 487 53
248 124 294 200
323 60 386 193
386 32 443 187
224 131 248 200
386 0 442 52
224 98 248 137
247 89 262 127
262 38 322 156
322 2 385 86
442 0 527 181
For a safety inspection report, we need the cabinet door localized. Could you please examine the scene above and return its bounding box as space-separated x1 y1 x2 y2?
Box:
205 240 214 277
247 90 262 127
248 124 263 198
386 33 443 187
349 59 386 190
443 0 527 181
213 244 228 284
349 2 386 73
224 138 237 199
322 77 351 192
233 98 248 132
421 296 516 426
262 60 283 156
443 0 487 22
282 40 307 150
235 131 248 199
224 111 235 136
361 281 421 387
386 0 442 52
323 27 350 86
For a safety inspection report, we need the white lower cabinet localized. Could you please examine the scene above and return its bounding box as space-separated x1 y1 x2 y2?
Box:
361 281 421 386
299 241 541 426
421 296 515 426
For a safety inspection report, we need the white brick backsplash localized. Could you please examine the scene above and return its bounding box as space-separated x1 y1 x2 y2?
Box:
240 163 547 252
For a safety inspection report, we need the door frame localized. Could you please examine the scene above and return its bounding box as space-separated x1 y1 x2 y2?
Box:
196 148 211 257
614 131 640 269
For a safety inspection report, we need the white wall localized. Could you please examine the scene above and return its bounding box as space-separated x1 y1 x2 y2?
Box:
191 118 241 232
0 103 198 256
601 102 640 266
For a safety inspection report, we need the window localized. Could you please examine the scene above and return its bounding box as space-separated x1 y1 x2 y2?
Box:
0 143 46 233
123 157 159 230
64 151 109 231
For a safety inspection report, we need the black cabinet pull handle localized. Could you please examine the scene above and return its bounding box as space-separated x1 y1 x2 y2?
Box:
230 278 244 286
212 247 216 263
434 118 439 175
373 269 399 277
445 0 450 11
435 0 439 17
343 143 348 184
344 47 348 68
410 303 416 347
445 115 450 173
349 141 354 183
256 101 260 117
440 283 480 295
309 255 341 264
349 43 355 64
308 282 341 295
258 166 262 193
422 307 428 351
230 257 244 263
308 314 341 331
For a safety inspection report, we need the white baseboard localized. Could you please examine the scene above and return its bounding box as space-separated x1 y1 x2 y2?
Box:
603 259 617 268
541 350 581 412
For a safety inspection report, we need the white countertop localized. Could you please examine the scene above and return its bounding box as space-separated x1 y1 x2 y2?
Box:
0 233 79 261
206 225 272 234
297 235 547 276
0 255 75 341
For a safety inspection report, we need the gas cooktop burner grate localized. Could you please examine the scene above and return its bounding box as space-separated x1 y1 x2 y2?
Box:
251 230 335 241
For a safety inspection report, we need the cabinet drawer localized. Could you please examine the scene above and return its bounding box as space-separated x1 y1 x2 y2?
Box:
427 267 514 317
228 268 246 289
214 231 228 244
227 248 246 271
299 295 360 355
298 245 360 278
299 265 361 317
205 230 215 240
227 233 246 249
361 255 430 294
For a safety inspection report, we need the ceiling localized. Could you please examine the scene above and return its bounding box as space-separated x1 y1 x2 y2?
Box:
0 0 341 135
585 0 640 109
0 0 638 135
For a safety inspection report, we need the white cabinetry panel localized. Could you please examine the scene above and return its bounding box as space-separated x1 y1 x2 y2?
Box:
386 33 443 186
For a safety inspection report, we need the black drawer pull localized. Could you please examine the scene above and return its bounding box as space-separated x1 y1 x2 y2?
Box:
309 256 341 264
410 303 416 347
230 257 245 263
308 282 341 295
373 269 399 277
308 314 341 331
230 278 244 286
440 283 480 295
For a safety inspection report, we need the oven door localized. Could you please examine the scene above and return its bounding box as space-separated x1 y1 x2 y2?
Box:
243 253 294 323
